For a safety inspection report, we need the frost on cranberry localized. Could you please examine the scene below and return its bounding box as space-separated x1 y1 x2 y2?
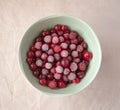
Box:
26 24 92 89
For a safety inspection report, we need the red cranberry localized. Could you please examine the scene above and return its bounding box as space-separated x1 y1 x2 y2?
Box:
59 36 65 43
78 62 87 71
35 42 42 50
27 51 34 58
30 63 38 71
33 70 40 77
77 45 84 52
35 50 42 58
69 31 77 40
58 81 66 88
57 31 63 35
27 58 34 64
83 60 89 66
39 78 47 86
47 49 54 55
72 78 80 83
53 45 61 53
69 44 76 50
52 36 59 44
30 45 36 52
45 62 52 69
61 42 68 49
42 30 49 36
50 29 56 34
48 80 57 89
71 39 78 44
35 37 42 42
60 50 69 58
54 73 62 80
61 25 68 31
54 24 62 31
50 67 56 73
56 65 63 73
81 42 87 49
36 59 43 67
71 51 78 58
67 56 72 62
44 35 51 43
42 44 49 51
77 72 85 78
63 33 69 39
41 68 49 75
61 59 69 67
41 53 48 60
54 53 61 61
63 68 70 75
68 72 76 80
56 61 61 66
82 51 92 61
47 73 54 80
78 36 83 43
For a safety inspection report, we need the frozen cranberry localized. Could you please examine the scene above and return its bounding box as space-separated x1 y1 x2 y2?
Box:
83 60 89 66
35 42 42 49
42 44 49 51
50 67 56 73
27 51 34 58
35 50 42 58
58 81 66 88
30 63 38 71
35 37 42 42
47 55 54 62
66 40 70 44
73 58 80 63
39 78 47 86
50 44 56 48
45 62 52 69
48 80 57 89
77 45 84 52
63 33 69 39
81 42 87 49
50 29 56 34
51 33 58 37
60 50 69 58
67 56 72 62
54 53 61 61
82 51 92 61
70 62 78 71
41 53 48 60
27 58 34 64
52 36 59 44
57 31 63 35
59 36 65 43
78 36 83 43
47 73 54 80
30 45 36 52
42 30 49 36
56 61 61 66
72 78 80 83
69 44 76 50
71 39 78 44
77 72 85 78
61 25 68 31
54 73 62 80
61 59 69 67
36 59 42 67
47 49 54 55
69 31 77 40
78 62 87 71
33 70 40 77
41 68 49 75
56 65 63 73
63 68 70 75
63 75 69 82
68 73 76 80
71 51 78 58
53 45 61 53
44 35 51 43
54 24 62 31
61 42 68 49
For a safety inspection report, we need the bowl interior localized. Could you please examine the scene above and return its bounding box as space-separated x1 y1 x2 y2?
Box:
19 15 101 96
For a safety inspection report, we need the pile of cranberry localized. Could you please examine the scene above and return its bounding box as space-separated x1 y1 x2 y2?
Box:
26 24 92 89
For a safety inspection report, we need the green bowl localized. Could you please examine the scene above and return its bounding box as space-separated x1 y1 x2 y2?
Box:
18 14 102 96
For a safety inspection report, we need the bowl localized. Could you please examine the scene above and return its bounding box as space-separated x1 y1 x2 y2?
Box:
18 14 102 96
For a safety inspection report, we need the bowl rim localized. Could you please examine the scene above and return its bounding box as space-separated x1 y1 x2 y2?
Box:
18 14 102 96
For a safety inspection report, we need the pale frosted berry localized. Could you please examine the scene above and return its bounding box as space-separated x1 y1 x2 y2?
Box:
45 62 52 69
35 42 42 49
77 45 83 52
71 51 78 58
53 45 61 53
54 73 62 80
73 58 80 63
41 68 49 75
61 42 68 49
56 66 63 73
42 44 49 51
44 35 51 43
69 31 77 39
35 50 41 58
61 50 69 57
63 68 70 75
78 62 86 71
59 36 65 43
61 59 69 67
70 62 78 71
47 49 54 55
47 55 54 62
54 53 60 61
63 33 69 39
36 59 42 67
41 53 48 60
63 75 69 82
68 73 76 80
69 44 76 50
52 36 59 44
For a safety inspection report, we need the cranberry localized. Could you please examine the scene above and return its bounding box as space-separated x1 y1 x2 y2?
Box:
30 63 38 71
73 58 80 63
56 61 61 66
30 45 36 52
39 78 47 86
27 58 34 64
56 65 63 73
78 62 87 71
35 37 42 42
51 33 58 37
82 51 92 61
35 42 42 50
35 50 41 58
42 44 49 51
54 53 61 61
61 59 69 67
52 36 59 44
47 49 54 55
81 42 87 49
54 73 62 80
77 45 83 52
60 50 69 58
59 36 65 43
27 51 34 58
42 30 49 36
77 72 85 78
41 68 49 75
50 29 56 34
72 78 80 83
71 39 78 44
61 25 68 31
61 42 68 49
71 51 78 58
63 75 69 82
63 33 69 39
45 62 52 69
68 73 76 80
48 80 57 89
41 53 48 60
57 31 63 35
67 56 72 62
47 55 54 62
47 73 54 80
53 45 61 53
36 59 42 67
70 62 78 71
33 70 40 77
50 67 56 73
69 31 77 40
58 81 66 88
78 36 83 43
44 35 51 43
69 44 76 50
54 24 62 31
63 68 70 75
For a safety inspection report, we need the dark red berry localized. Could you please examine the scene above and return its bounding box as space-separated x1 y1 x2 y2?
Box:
42 30 49 36
82 51 92 61
61 25 68 31
72 78 80 83
48 80 57 89
58 81 66 88
54 24 62 31
27 51 35 58
33 70 40 77
30 63 38 71
39 78 47 86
